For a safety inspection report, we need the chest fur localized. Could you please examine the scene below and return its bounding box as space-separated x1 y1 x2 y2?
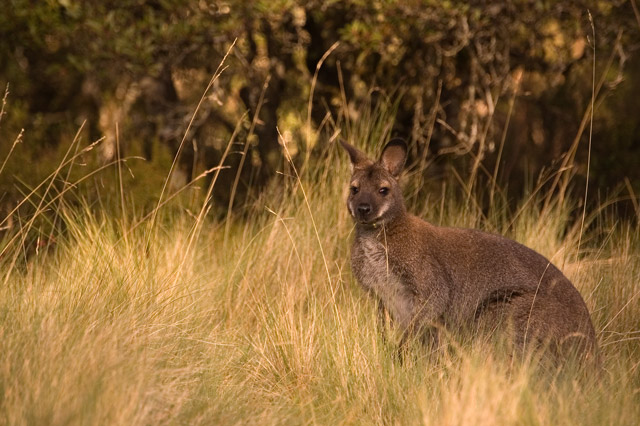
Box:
351 235 415 327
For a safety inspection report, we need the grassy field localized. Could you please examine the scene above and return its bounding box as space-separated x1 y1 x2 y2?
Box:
1 104 639 424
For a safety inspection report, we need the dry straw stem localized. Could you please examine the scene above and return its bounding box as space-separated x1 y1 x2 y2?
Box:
277 126 332 288
0 131 105 233
306 41 340 162
624 177 640 219
0 121 88 262
115 122 128 245
409 79 442 203
224 74 270 245
46 125 84 254
507 29 618 236
576 11 597 270
467 84 500 201
119 164 229 243
173 114 246 281
489 68 523 207
0 82 9 127
543 29 622 212
0 81 21 178
148 38 237 245
1 154 139 285
0 128 23 179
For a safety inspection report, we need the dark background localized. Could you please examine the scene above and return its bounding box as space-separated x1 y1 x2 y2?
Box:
1 0 639 221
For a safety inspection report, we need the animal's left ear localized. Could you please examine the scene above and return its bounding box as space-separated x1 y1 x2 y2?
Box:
379 138 407 178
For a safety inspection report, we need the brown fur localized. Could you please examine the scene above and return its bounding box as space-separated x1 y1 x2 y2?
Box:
340 139 598 361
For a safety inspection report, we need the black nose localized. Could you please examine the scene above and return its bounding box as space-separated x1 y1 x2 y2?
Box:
357 204 371 215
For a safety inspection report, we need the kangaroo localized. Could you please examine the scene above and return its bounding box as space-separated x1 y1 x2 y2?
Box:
340 138 598 361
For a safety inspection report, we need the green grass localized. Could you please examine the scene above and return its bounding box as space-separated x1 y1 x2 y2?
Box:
1 136 639 425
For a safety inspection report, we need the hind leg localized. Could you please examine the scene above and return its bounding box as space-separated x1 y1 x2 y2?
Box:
509 291 597 362
473 288 597 365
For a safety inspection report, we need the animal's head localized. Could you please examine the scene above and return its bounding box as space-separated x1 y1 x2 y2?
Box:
339 139 408 227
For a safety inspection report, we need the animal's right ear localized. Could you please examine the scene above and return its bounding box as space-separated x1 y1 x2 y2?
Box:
339 139 369 170
380 138 407 178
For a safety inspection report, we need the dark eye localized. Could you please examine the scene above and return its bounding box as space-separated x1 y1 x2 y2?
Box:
350 186 359 195
379 187 389 195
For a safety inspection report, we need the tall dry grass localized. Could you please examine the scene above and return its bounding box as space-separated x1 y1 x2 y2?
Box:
1 63 639 424
1 129 639 424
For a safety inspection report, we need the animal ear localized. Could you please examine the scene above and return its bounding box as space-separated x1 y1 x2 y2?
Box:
379 138 407 178
339 139 369 169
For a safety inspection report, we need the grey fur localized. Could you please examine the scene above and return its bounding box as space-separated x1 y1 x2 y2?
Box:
340 139 598 361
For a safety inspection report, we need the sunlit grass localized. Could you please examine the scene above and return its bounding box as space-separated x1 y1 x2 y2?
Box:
1 134 639 425
1 53 639 422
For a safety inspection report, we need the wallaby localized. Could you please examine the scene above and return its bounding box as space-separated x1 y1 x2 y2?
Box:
340 138 598 362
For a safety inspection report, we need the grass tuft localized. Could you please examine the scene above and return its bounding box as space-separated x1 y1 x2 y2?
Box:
1 82 638 425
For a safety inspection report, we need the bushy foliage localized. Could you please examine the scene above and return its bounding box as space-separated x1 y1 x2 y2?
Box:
1 0 639 217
